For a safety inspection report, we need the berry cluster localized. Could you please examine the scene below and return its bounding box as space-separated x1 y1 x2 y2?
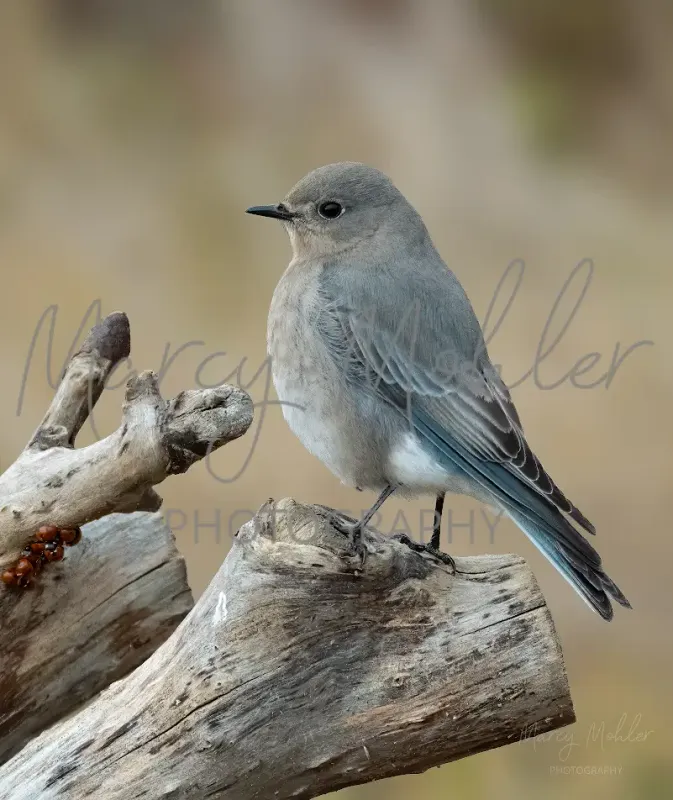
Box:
1 524 82 588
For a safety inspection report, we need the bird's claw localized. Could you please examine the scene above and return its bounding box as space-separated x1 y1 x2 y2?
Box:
327 512 368 571
348 525 368 570
393 534 456 573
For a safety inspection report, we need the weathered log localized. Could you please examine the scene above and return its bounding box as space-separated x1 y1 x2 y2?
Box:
0 512 192 765
0 312 254 764
0 312 253 572
0 499 575 800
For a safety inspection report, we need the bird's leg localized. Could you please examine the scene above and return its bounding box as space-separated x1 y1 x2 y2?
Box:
329 484 396 567
432 492 444 550
393 492 456 573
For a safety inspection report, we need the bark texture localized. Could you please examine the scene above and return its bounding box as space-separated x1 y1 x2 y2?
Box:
0 499 575 800
0 312 253 572
0 311 253 765
0 512 192 764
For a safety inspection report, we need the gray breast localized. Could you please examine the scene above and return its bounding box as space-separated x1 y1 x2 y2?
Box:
267 261 391 489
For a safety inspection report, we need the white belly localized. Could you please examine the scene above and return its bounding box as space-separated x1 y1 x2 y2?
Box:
387 431 482 498
387 431 452 493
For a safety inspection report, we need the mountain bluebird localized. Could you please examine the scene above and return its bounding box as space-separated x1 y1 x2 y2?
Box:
247 162 631 620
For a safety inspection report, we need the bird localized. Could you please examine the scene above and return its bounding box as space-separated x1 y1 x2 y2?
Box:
247 161 631 621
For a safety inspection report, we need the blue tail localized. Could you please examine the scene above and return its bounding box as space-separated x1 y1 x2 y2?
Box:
507 508 630 620
413 408 631 620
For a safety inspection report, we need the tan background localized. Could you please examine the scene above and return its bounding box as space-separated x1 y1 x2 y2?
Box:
1 1 671 797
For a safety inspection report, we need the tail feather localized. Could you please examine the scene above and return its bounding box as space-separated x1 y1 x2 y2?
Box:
508 508 632 621
413 409 631 620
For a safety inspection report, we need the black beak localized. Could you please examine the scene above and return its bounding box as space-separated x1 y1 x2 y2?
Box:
245 204 294 221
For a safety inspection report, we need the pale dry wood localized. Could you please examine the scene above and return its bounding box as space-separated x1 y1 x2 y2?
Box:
0 311 254 767
0 312 254 571
0 499 575 800
0 512 193 765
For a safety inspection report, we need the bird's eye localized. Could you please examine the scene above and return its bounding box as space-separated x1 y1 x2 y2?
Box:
318 201 344 219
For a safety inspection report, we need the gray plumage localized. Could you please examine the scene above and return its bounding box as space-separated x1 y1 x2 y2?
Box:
248 161 631 620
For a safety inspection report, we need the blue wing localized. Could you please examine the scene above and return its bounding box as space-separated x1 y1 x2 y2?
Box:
317 268 630 619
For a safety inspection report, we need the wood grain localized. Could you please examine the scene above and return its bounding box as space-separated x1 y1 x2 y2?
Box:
0 499 574 799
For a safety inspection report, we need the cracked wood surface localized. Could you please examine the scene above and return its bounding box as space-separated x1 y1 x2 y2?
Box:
0 311 253 766
0 513 193 765
0 312 253 572
0 499 575 799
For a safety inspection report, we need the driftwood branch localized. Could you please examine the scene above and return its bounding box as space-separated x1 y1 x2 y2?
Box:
0 310 573 798
0 312 254 765
0 311 253 571
0 500 575 799
0 513 192 764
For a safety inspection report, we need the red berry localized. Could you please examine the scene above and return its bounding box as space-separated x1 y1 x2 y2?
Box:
15 559 34 576
1 569 17 585
36 525 60 542
44 545 64 562
60 528 82 546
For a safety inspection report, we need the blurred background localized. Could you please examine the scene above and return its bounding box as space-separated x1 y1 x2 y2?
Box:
1 1 671 797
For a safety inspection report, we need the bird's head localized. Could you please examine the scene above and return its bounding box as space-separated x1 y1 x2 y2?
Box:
246 162 424 260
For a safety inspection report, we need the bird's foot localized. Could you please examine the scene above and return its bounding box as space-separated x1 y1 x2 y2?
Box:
348 525 368 570
326 511 369 570
392 534 456 573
